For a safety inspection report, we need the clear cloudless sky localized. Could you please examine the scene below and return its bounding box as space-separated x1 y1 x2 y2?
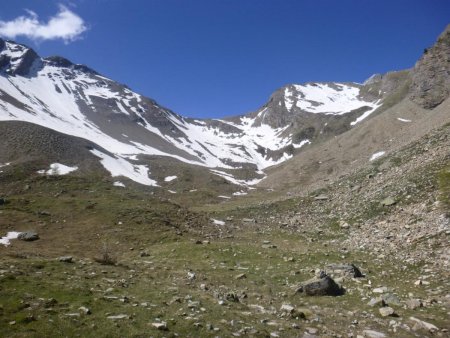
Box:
1 0 449 118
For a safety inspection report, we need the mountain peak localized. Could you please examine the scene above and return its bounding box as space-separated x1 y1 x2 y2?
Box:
0 39 40 76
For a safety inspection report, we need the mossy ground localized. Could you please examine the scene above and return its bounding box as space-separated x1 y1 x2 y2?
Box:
1 126 449 337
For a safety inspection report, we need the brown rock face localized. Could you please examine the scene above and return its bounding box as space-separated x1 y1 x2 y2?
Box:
410 25 450 109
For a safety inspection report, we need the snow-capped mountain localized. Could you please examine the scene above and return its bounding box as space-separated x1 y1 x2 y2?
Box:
0 38 384 186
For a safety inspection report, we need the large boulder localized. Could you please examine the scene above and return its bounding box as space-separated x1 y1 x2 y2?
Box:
18 231 39 241
296 274 344 296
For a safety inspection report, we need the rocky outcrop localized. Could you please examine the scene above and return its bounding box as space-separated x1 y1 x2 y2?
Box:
410 25 450 108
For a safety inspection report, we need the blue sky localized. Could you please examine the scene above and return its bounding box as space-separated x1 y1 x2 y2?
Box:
0 1 448 118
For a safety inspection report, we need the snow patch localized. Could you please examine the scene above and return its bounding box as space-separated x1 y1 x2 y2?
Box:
0 231 22 246
90 149 158 186
37 163 78 175
232 191 248 196
113 181 126 187
218 195 231 199
164 175 178 182
350 100 382 126
210 169 264 186
290 83 379 115
397 118 411 123
292 139 311 149
370 151 385 161
168 190 177 194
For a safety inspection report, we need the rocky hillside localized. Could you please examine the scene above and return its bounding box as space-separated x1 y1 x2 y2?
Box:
410 24 450 108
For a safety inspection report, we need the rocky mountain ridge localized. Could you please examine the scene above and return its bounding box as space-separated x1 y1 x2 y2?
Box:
0 38 386 187
0 25 449 191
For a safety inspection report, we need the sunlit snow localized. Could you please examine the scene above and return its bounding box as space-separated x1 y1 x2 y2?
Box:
397 118 411 123
90 149 158 186
37 163 78 175
0 231 22 246
370 151 385 161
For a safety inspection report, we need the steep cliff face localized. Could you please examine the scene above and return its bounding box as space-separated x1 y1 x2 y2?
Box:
410 24 450 109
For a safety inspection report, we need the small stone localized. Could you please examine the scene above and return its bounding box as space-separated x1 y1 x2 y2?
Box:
306 327 318 334
372 287 388 294
152 322 168 331
367 297 385 307
382 293 401 306
314 194 329 201
406 299 422 310
280 304 295 313
107 314 129 320
379 307 395 317
79 306 91 315
58 256 73 263
261 244 277 249
362 330 386 338
409 317 438 332
380 197 396 207
235 273 247 280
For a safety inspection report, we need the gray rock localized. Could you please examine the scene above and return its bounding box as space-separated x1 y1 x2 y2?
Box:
406 299 422 310
280 304 295 313
262 244 277 249
379 306 395 317
381 293 401 307
151 322 168 331
58 256 73 263
314 194 329 201
409 316 439 332
362 329 386 338
296 275 344 296
107 314 129 320
18 231 39 241
79 306 91 315
380 197 396 207
367 297 385 307
235 273 247 280
325 263 364 278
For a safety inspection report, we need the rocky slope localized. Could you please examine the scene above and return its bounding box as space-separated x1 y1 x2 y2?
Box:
410 24 450 108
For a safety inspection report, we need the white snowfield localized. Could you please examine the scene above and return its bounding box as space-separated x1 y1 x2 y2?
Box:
90 149 158 186
284 83 380 118
0 231 22 246
0 41 383 186
37 163 78 175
